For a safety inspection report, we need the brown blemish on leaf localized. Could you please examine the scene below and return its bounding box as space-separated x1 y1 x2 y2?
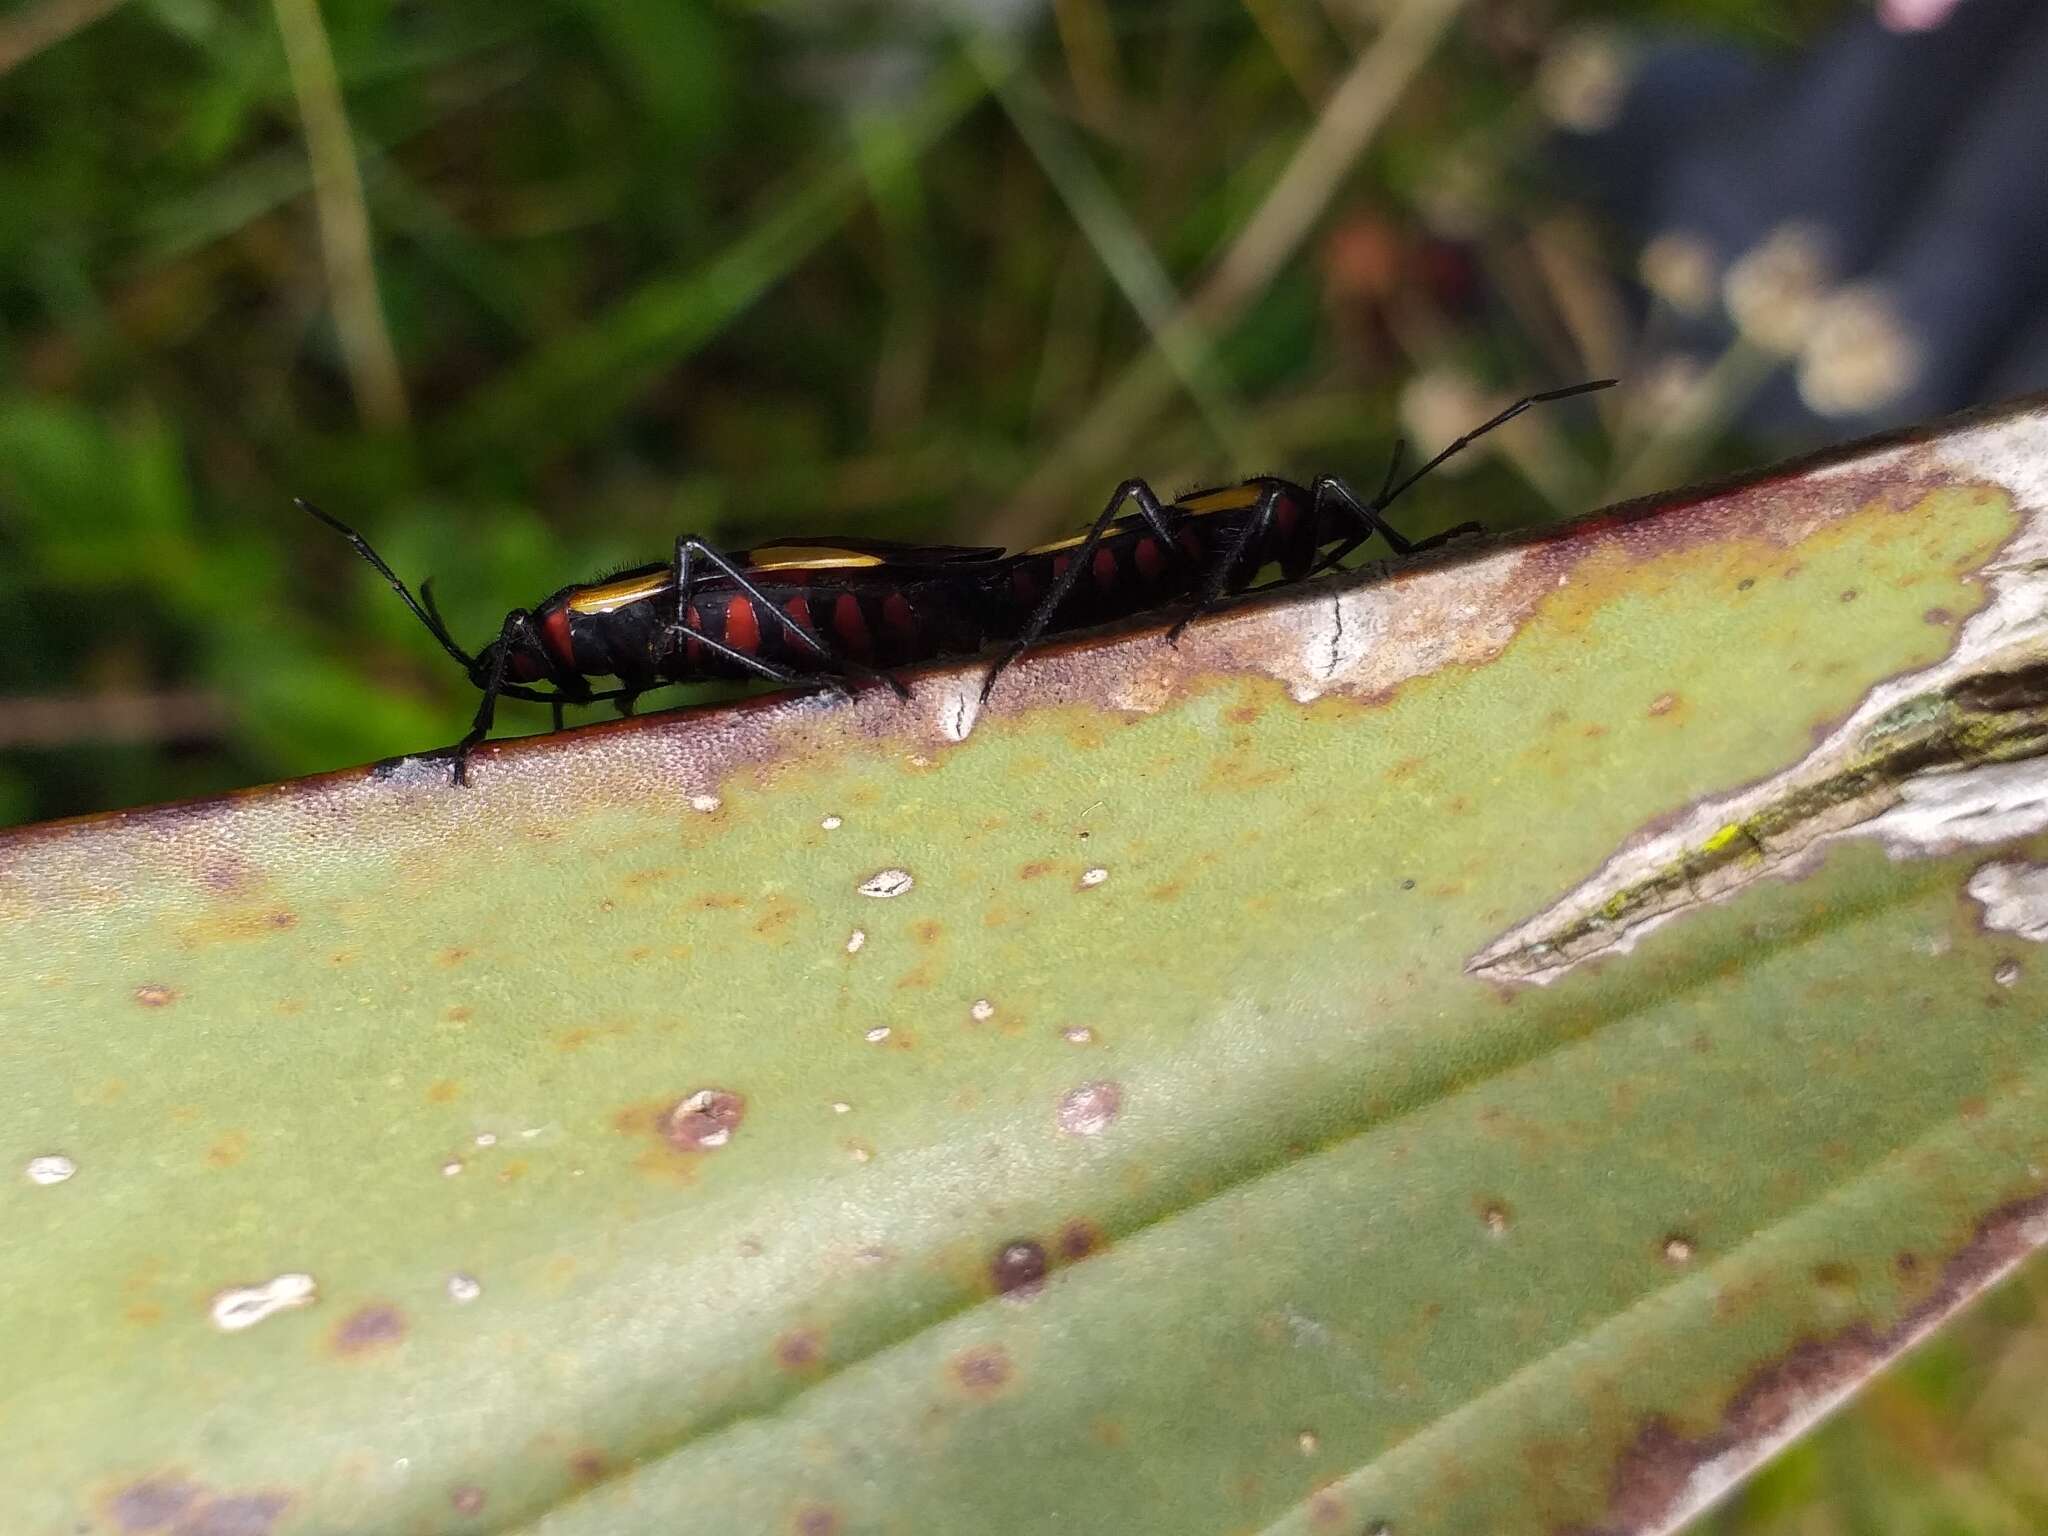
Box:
107 1475 199 1530
444 1005 472 1024
198 855 258 895
426 1079 461 1104
613 1100 698 1182
1058 1219 1105 1261
912 918 944 945
1647 692 1679 717
183 1494 294 1536
665 1089 745 1151
436 947 472 967
1090 1417 1126 1448
1811 1260 1856 1293
950 1343 1013 1397
753 903 796 937
329 1303 406 1356
1925 606 1955 626
1568 1192 2048 1536
1307 1488 1353 1529
792 1503 842 1536
107 1475 292 1535
568 1449 607 1482
990 1239 1048 1298
1018 860 1055 881
134 984 176 1008
265 910 296 929
450 1485 487 1516
776 1327 825 1370
555 1027 594 1052
205 1131 248 1168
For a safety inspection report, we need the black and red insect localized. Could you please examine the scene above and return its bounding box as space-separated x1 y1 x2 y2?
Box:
976 379 1614 694
305 380 1609 784
297 518 1013 783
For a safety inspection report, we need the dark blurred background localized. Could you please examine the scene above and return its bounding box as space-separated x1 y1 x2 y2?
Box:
4 0 2048 1521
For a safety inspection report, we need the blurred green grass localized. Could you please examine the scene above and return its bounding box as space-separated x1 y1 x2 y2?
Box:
1 0 2042 1525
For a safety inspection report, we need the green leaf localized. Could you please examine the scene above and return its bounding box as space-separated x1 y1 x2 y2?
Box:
3 401 2047 1533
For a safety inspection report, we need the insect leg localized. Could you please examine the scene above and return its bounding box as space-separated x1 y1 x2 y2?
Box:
672 536 906 700
682 625 855 696
446 609 534 786
1161 481 1286 645
666 536 701 656
980 477 1176 702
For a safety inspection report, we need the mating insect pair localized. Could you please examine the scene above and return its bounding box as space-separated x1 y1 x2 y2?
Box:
308 380 1612 784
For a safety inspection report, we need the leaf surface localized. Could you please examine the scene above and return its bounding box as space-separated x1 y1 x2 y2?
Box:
5 402 2048 1535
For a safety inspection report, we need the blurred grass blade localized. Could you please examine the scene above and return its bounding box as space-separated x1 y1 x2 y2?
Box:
273 0 409 430
4 400 2048 1532
972 35 1256 467
433 55 991 476
992 0 1473 546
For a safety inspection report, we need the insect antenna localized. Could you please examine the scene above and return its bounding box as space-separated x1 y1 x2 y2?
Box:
296 499 479 672
419 579 458 656
1302 379 1617 578
1378 378 1615 511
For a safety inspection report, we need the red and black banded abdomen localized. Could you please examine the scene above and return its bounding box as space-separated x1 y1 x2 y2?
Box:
998 521 1210 636
660 577 989 682
998 480 1326 639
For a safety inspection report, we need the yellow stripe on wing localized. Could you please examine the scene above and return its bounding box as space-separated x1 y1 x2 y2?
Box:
1023 482 1260 554
745 545 889 572
566 568 673 614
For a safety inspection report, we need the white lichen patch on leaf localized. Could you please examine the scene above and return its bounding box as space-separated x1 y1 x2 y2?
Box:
210 1272 318 1333
1470 407 2048 986
1966 861 2048 943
